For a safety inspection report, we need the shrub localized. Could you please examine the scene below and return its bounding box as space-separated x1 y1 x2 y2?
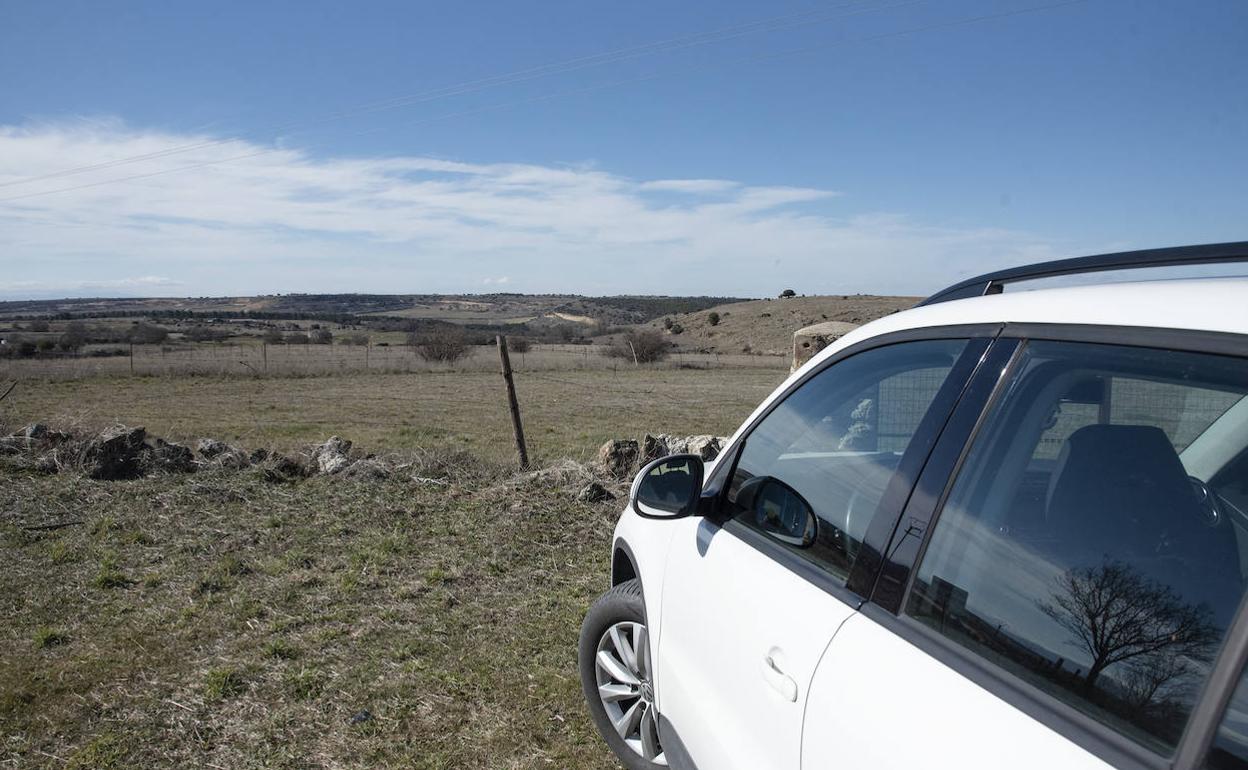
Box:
185 326 228 343
309 329 333 345
506 336 531 353
58 322 88 352
37 339 57 352
285 332 310 345
410 327 470 363
604 329 669 364
262 328 284 345
127 322 168 344
779 289 796 298
707 311 720 326
669 323 684 335
339 332 369 346
27 320 50 332
662 317 674 330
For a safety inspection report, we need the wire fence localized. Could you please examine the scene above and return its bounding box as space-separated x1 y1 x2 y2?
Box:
0 342 787 381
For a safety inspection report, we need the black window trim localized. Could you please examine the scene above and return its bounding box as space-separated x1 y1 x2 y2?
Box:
863 323 1248 770
698 323 1005 610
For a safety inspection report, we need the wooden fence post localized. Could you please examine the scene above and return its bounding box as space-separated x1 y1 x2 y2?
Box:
496 335 529 470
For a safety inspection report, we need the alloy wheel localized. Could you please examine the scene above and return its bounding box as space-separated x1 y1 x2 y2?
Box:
594 620 666 765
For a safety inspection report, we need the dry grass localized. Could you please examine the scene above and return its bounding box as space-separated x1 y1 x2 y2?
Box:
0 366 787 465
0 465 626 769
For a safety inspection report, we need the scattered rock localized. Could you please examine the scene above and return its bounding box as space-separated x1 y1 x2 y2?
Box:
312 436 353 475
641 433 729 462
196 438 249 469
21 423 49 440
84 425 150 480
596 439 639 480
349 709 372 725
149 438 196 473
576 481 615 503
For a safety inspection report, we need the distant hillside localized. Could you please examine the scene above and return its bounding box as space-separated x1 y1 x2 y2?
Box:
648 295 919 356
0 293 745 327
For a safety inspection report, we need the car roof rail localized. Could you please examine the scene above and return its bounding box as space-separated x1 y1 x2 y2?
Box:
918 241 1248 307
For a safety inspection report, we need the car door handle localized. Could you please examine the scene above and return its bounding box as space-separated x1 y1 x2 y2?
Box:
762 648 798 702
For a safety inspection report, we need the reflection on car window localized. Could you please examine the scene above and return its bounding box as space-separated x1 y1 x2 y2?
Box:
725 339 968 583
907 341 1248 755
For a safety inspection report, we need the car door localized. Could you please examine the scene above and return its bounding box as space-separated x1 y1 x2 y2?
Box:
802 333 1248 769
656 335 993 770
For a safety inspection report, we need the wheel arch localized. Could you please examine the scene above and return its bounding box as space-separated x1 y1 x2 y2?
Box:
611 538 640 587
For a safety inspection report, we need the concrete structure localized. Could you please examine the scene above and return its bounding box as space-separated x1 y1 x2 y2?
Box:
791 321 857 372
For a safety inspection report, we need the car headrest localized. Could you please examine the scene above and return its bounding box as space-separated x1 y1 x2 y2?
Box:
1046 424 1199 557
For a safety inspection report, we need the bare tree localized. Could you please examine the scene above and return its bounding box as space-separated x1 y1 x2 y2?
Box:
604 329 669 364
1038 561 1219 693
410 327 470 363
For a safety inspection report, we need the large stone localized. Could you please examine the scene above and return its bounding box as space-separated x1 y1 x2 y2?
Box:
596 439 639 480
641 434 672 463
683 435 725 461
312 436 353 475
85 425 150 480
150 438 196 473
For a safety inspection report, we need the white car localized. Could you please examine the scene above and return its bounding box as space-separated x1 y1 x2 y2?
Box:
578 243 1248 770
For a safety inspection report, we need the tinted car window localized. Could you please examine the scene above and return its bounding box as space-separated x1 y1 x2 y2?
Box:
725 339 968 583
907 341 1248 755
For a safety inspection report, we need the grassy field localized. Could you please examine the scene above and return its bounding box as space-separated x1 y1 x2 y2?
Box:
0 465 622 769
0 365 788 465
1 356 792 768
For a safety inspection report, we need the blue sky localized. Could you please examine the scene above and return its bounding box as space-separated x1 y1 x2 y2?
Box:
1 0 1244 298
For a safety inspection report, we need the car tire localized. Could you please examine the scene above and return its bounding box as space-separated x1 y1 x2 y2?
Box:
579 579 667 769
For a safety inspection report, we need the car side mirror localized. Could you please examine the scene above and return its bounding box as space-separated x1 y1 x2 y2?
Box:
631 454 705 519
734 475 817 547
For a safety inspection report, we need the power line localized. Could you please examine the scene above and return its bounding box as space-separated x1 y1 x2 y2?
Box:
0 0 900 191
0 0 1089 206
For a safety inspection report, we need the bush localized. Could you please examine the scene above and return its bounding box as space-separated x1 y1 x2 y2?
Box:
506 336 531 353
779 289 796 298
669 323 684 335
262 328 284 345
707 312 720 326
285 332 310 345
127 322 168 344
37 339 57 352
58 322 88 352
604 329 669 364
339 332 369 346
410 327 470 363
309 329 333 345
27 320 50 332
185 326 228 343
662 317 674 330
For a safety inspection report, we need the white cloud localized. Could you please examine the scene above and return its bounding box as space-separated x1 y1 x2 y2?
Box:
0 120 1073 298
482 276 511 286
